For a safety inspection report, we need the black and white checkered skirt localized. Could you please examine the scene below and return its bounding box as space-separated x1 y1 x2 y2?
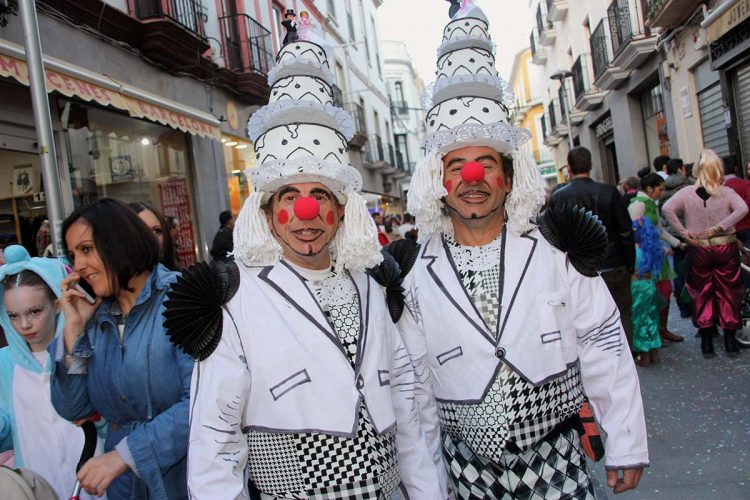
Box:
442 427 596 499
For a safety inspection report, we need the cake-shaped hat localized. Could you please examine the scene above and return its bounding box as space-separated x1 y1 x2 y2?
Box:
409 0 545 239
234 38 382 272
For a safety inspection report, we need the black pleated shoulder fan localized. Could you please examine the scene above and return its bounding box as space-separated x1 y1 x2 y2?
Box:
368 250 406 323
163 261 240 360
537 204 608 277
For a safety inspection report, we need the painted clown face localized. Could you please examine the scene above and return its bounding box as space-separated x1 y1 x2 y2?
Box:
442 146 511 227
267 182 344 269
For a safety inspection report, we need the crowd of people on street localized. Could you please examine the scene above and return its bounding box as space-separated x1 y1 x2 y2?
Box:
552 146 750 366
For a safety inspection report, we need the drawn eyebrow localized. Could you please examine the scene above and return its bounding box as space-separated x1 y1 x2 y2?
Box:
446 157 466 168
277 186 301 199
309 188 333 199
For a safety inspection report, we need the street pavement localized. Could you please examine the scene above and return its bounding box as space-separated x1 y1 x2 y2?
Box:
589 302 750 499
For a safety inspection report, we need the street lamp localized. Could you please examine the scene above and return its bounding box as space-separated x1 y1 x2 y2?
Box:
550 69 575 149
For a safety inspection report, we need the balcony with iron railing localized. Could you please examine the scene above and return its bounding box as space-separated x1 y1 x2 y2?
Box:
134 0 211 70
364 134 386 167
345 102 368 148
591 18 630 90
332 85 344 108
571 53 607 111
536 2 557 46
552 97 569 137
218 12 274 102
530 28 548 65
546 0 569 22
391 100 409 115
135 0 205 36
646 0 704 29
608 0 656 70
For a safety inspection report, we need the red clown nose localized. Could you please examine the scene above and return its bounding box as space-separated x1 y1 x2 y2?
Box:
293 197 321 220
461 161 485 184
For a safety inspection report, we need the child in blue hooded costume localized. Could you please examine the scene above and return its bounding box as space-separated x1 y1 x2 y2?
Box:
0 245 102 498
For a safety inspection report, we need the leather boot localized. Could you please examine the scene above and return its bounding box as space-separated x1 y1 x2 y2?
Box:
724 329 740 358
700 327 716 358
649 349 661 364
660 308 684 342
634 352 650 367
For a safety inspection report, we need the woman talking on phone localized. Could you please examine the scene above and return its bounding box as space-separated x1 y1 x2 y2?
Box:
49 198 192 499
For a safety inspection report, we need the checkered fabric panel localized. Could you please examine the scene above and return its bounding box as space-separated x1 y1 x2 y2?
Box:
438 376 510 461
457 265 502 334
247 431 306 493
443 428 596 500
438 363 585 462
248 404 400 498
321 298 360 367
506 364 585 451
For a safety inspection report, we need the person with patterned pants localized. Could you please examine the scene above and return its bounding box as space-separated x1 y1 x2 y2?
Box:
394 3 649 498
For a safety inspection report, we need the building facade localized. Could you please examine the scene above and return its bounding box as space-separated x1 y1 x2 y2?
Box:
0 0 402 260
530 0 661 184
509 48 558 185
649 0 750 169
0 0 279 262
382 40 427 212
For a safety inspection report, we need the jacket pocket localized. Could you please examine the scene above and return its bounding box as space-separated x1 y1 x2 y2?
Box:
269 369 311 401
436 346 463 366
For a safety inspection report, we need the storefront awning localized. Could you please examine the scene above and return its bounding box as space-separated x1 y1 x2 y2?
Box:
0 40 221 140
705 0 750 43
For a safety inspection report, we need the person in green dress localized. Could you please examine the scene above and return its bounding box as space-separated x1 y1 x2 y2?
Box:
631 217 666 366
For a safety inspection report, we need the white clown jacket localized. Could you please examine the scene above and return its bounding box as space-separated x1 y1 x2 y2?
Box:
397 229 649 471
186 261 444 499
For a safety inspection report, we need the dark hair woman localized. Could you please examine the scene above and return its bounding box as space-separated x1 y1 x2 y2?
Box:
49 198 192 499
129 202 180 271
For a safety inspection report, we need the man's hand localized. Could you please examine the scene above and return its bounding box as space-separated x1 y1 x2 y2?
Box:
78 450 129 497
606 467 643 494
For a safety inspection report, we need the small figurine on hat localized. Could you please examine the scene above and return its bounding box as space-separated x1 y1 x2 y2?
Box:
281 8 298 45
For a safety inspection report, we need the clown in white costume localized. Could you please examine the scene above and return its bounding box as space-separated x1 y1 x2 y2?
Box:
392 2 649 498
164 37 444 499
0 245 103 499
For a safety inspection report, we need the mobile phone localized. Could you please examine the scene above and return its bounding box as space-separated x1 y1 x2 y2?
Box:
63 264 97 305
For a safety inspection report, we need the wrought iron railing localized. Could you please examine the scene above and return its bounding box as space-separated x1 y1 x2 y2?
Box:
391 100 409 115
590 20 610 81
548 100 557 130
135 0 205 37
571 54 591 103
332 84 344 107
608 0 633 57
558 88 567 122
365 134 385 163
219 13 273 74
345 103 367 136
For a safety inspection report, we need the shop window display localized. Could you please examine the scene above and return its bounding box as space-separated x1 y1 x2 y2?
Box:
61 100 199 265
222 135 257 215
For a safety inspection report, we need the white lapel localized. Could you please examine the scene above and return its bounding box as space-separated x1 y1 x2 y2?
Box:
258 261 346 358
422 235 494 345
497 230 538 339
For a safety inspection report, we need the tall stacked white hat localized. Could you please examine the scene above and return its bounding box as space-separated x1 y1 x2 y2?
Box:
409 0 546 240
234 38 382 271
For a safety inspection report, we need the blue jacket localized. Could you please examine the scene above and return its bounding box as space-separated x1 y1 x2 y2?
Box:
50 264 192 500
